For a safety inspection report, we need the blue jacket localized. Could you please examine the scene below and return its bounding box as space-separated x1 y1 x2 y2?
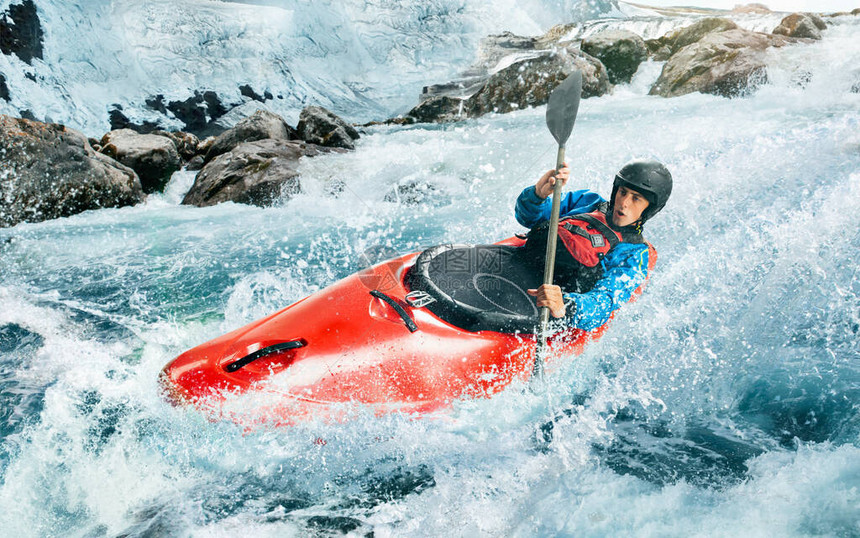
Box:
515 186 651 331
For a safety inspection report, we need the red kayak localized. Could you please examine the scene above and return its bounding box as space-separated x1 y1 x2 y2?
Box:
159 236 655 426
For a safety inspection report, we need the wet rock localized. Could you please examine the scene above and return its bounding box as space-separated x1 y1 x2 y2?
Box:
152 130 199 161
384 179 449 207
465 49 610 118
646 18 739 61
0 116 143 228
566 49 613 98
99 129 181 194
773 13 822 40
650 29 792 98
296 106 360 150
209 101 282 133
581 29 647 84
0 0 43 65
197 136 216 157
205 109 297 162
806 13 828 31
185 155 205 172
471 32 544 72
406 96 464 124
182 139 332 207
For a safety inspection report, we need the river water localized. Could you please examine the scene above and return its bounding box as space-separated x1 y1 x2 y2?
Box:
1 14 859 538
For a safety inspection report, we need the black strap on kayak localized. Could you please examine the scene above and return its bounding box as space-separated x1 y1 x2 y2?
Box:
224 340 306 373
370 290 418 333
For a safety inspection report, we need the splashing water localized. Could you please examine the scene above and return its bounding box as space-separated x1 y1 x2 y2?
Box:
1 14 859 538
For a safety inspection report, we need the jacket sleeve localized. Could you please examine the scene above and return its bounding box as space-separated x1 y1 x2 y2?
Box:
515 186 601 228
562 244 650 331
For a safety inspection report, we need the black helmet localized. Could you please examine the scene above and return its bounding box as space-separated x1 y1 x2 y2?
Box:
611 159 673 224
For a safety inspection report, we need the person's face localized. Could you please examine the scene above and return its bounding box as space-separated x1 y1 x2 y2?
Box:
612 185 650 227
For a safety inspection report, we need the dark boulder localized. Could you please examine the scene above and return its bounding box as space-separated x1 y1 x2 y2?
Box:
185 155 205 172
182 139 332 207
0 0 43 65
296 106 360 150
650 29 792 98
205 109 296 162
773 13 822 40
581 30 647 84
563 49 613 98
806 13 828 30
466 49 610 118
406 96 464 124
99 129 181 194
0 116 143 228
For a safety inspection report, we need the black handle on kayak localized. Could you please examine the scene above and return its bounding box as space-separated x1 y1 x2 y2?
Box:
224 340 306 372
371 290 419 333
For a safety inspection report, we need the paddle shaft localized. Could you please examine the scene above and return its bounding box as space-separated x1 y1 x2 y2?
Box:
533 146 566 379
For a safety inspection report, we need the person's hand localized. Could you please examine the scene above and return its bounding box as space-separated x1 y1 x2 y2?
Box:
527 284 566 318
534 164 570 200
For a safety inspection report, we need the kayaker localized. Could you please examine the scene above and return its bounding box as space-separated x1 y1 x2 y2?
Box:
517 160 672 330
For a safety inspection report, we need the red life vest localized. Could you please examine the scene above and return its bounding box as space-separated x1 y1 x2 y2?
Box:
556 210 623 267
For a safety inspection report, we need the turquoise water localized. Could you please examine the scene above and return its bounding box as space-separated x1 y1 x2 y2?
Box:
2 19 860 537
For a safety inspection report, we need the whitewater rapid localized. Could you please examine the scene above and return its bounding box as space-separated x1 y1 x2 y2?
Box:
1 7 859 538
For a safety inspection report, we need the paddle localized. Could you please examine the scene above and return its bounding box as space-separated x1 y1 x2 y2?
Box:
532 70 583 382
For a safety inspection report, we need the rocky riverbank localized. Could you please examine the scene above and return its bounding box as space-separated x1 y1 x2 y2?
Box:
394 10 841 124
0 106 358 227
1 7 857 228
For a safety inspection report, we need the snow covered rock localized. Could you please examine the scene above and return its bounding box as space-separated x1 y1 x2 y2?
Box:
581 30 648 84
650 29 792 98
182 139 331 208
773 13 823 40
205 109 297 163
0 116 143 228
296 106 360 151
99 129 181 194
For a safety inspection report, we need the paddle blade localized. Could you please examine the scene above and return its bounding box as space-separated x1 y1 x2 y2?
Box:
545 71 582 146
